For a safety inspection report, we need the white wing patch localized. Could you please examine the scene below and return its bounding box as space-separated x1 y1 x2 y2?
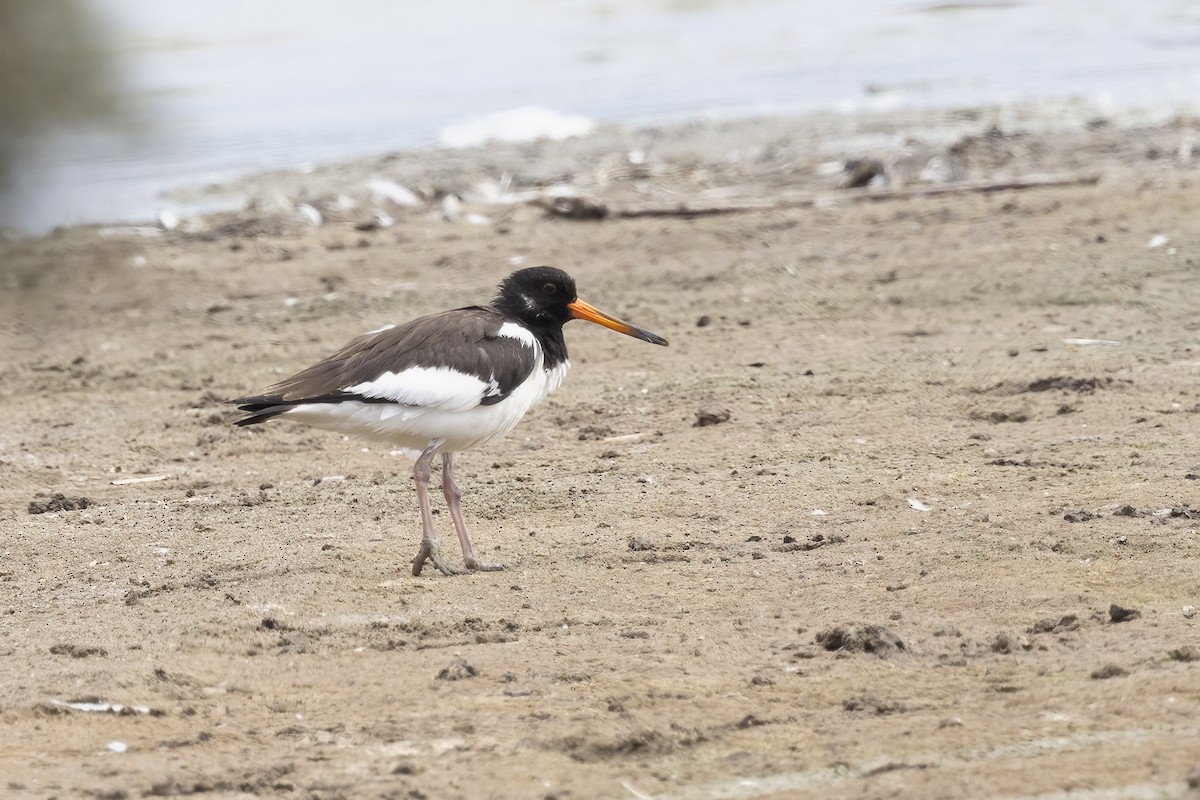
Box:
344 366 490 411
363 323 396 335
496 321 536 348
285 354 571 454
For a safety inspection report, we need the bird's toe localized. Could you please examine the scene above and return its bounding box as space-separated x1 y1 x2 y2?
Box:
412 539 470 576
464 557 507 572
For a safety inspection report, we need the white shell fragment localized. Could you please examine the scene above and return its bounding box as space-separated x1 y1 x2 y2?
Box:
441 194 462 222
296 203 323 226
111 475 167 486
51 700 153 715
367 178 420 206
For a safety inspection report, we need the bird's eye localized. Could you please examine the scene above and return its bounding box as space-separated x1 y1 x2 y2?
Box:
542 282 557 295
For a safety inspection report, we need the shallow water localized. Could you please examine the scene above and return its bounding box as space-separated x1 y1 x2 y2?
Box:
4 0 1200 234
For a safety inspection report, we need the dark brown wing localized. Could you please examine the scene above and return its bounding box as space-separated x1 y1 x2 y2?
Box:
230 307 538 424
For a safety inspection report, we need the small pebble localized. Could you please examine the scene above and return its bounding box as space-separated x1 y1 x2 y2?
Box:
1109 604 1141 623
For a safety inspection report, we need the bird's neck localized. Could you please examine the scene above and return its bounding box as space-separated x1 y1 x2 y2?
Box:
490 301 570 370
529 322 569 370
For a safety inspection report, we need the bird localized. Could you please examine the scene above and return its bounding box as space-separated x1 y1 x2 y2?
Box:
230 266 668 576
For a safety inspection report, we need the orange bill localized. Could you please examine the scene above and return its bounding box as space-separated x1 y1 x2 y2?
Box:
568 298 669 346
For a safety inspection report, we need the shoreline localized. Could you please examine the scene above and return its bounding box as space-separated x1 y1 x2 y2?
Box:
166 100 1196 233
6 97 1197 244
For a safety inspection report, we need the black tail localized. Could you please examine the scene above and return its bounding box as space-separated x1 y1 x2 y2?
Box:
229 390 381 426
229 396 294 427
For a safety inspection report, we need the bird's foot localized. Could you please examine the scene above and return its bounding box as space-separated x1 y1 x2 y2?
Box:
411 539 470 577
464 556 507 572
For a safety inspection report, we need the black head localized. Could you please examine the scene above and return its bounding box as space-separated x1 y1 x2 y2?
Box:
493 266 669 346
493 267 578 327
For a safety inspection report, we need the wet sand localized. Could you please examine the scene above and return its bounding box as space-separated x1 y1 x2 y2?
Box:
2 108 1199 798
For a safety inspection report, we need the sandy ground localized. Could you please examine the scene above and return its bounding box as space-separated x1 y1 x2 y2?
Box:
2 109 1200 799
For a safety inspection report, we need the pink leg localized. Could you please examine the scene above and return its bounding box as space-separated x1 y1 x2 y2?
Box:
410 439 467 576
442 452 505 571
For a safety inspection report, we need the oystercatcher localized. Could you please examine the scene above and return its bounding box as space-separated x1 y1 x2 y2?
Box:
230 267 668 576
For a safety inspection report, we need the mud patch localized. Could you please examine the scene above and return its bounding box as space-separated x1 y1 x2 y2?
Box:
980 376 1118 395
694 404 732 427
816 625 905 656
436 658 478 681
843 694 907 715
49 643 108 659
1029 614 1080 634
28 493 94 514
1091 664 1129 680
144 763 297 797
556 724 707 763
